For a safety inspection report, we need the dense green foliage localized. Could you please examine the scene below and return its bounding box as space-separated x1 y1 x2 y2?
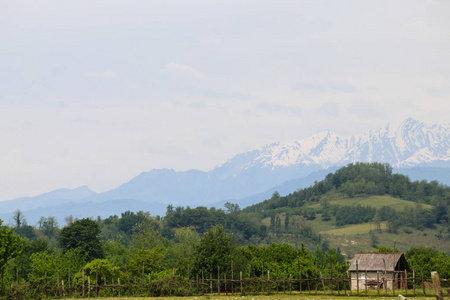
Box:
0 219 22 272
58 218 104 261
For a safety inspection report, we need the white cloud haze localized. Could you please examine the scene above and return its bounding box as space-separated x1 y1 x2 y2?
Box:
0 0 449 200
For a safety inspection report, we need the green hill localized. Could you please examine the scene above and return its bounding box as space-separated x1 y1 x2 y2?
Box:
242 162 450 256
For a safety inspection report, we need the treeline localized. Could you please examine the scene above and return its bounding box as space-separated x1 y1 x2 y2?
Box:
1 216 348 296
3 215 450 298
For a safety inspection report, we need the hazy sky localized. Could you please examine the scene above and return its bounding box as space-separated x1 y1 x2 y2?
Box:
0 0 449 200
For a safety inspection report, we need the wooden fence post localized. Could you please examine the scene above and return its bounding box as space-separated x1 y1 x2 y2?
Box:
276 260 279 294
377 271 380 296
209 273 212 296
431 271 444 300
231 261 234 294
298 260 302 294
422 270 425 295
217 266 220 295
393 271 396 296
224 273 227 296
113 262 115 297
320 271 325 294
82 268 85 298
413 265 415 296
306 272 311 294
240 271 243 294
68 268 71 298
356 259 359 296
405 269 407 296
345 271 348 295
142 263 145 293
125 264 130 297
289 274 292 294
365 270 368 295
383 258 387 296
315 262 318 295
330 261 333 295
96 264 99 298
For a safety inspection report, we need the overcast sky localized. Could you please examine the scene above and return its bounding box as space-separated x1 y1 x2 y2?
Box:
0 0 449 200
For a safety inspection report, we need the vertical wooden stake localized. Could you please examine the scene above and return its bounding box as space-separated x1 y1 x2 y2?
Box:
377 271 380 296
57 270 60 288
344 272 347 295
217 266 220 295
413 265 415 296
383 258 387 296
405 269 408 296
330 261 333 295
320 271 325 294
240 271 243 294
113 262 115 297
68 268 71 298
356 260 359 296
315 261 318 295
210 273 212 296
393 271 396 296
142 263 145 292
306 272 311 294
283 271 286 293
422 270 425 295
224 273 227 296
231 261 234 295
82 268 85 298
431 271 444 300
125 264 130 297
276 260 279 294
289 274 292 294
96 264 99 298
365 270 368 295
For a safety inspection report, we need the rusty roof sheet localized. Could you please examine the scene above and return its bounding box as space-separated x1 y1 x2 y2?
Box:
348 252 408 272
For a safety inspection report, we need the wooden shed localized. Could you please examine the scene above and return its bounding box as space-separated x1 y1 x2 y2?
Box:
348 252 409 291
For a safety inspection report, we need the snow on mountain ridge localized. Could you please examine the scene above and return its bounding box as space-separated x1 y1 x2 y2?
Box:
234 118 449 171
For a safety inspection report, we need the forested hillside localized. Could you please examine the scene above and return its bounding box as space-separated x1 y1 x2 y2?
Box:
2 163 450 296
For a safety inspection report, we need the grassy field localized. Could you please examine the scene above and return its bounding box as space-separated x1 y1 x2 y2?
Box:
326 195 433 210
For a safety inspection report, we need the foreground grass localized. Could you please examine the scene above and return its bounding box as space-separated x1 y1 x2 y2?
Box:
58 295 436 300
55 289 441 300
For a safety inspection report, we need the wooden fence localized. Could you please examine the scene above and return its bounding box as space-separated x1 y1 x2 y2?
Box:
1 263 449 299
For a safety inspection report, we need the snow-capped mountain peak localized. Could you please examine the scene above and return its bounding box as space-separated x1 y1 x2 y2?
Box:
228 118 449 171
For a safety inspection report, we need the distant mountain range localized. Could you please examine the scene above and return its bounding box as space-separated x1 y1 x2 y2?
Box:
1 118 449 225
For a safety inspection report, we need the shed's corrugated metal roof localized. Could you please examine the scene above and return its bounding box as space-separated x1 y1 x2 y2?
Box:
348 252 408 272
